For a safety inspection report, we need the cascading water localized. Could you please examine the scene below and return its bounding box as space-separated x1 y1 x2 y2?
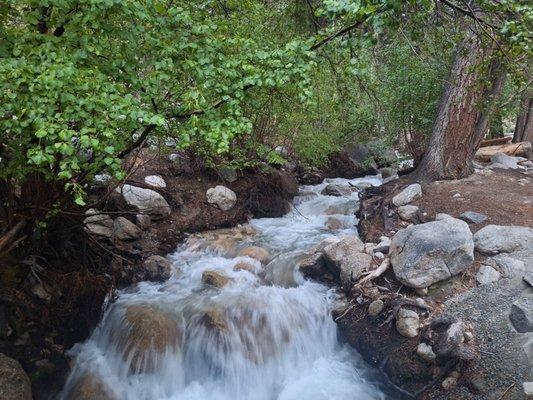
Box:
62 175 394 400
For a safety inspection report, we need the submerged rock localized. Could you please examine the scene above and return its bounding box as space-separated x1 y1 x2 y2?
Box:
237 246 269 264
202 270 232 288
390 216 474 288
117 305 181 373
206 185 237 211
298 253 326 279
65 373 116 400
321 184 352 197
0 353 32 400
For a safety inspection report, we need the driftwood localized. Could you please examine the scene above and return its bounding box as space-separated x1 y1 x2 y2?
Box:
475 141 532 162
356 258 390 288
479 136 511 148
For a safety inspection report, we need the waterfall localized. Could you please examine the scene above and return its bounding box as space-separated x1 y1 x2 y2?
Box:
61 175 394 400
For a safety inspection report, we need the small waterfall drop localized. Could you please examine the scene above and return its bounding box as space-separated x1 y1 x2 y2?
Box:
62 175 394 400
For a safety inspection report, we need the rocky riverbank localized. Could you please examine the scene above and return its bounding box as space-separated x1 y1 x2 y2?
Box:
299 155 533 399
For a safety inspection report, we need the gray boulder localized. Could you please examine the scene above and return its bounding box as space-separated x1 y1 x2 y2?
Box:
135 214 151 230
206 185 237 211
397 205 419 222
459 211 487 224
113 217 142 241
323 236 371 289
490 152 520 169
392 184 422 207
83 209 113 238
476 265 501 285
116 185 171 219
144 175 166 188
510 297 533 333
396 308 419 337
490 255 526 278
0 353 32 400
473 225 533 255
390 216 474 288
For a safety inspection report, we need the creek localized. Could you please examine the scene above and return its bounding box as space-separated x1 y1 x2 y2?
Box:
62 175 397 400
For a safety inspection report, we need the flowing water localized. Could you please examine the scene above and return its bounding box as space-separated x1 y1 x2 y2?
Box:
62 175 395 400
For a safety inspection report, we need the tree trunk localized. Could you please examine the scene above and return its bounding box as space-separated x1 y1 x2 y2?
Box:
512 93 533 143
415 24 506 181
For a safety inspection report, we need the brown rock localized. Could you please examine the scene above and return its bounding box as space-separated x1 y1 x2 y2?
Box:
116 305 181 372
202 270 232 288
238 246 270 264
233 261 255 272
65 373 116 400
143 255 173 282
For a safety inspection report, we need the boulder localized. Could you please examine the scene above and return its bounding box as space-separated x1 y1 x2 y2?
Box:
396 308 419 338
510 297 533 333
206 185 237 211
143 255 173 282
117 305 181 372
0 353 32 400
321 184 352 197
323 236 372 288
473 225 533 254
65 373 116 400
233 261 255 273
490 255 526 278
237 246 269 264
459 211 487 224
392 184 422 207
113 217 142 241
397 205 419 222
298 253 326 279
202 270 231 288
490 152 520 169
116 184 171 219
135 214 151 230
390 216 474 288
326 217 344 230
476 265 501 285
144 175 166 188
83 209 113 238
382 174 399 184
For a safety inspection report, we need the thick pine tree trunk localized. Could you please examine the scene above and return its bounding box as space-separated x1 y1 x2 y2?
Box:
512 93 533 143
415 26 506 181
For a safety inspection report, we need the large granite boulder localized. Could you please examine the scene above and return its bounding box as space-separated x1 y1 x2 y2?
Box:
473 225 533 255
323 236 372 289
116 185 171 219
390 215 474 288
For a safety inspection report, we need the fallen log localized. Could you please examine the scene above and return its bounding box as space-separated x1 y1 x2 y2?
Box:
479 136 511 148
475 141 532 162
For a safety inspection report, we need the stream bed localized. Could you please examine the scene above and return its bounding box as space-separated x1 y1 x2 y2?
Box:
62 175 397 400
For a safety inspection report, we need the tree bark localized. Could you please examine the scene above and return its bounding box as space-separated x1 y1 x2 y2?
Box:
512 93 533 143
415 24 506 181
